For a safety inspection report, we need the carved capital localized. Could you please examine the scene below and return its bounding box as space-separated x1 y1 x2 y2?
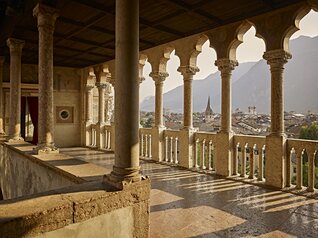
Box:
33 3 59 31
263 49 292 68
150 71 169 84
86 84 95 92
109 77 115 86
215 59 238 72
6 38 25 55
96 82 108 89
177 65 199 77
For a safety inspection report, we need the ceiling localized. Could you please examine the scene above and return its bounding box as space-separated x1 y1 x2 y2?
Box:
0 0 305 68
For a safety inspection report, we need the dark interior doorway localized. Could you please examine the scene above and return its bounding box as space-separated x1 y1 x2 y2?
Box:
20 96 38 145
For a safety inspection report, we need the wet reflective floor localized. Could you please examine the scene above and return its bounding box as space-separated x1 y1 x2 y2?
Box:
61 147 318 238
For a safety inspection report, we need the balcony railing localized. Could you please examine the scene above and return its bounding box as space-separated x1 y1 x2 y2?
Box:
84 126 318 190
233 135 266 181
140 128 152 159
164 129 180 165
286 139 318 192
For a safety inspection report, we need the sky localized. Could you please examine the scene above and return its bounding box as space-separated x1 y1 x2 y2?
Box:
140 10 318 103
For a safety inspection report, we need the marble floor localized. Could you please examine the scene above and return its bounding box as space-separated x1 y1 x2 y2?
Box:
60 147 318 238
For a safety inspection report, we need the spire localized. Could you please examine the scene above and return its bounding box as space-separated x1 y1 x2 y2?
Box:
205 96 213 114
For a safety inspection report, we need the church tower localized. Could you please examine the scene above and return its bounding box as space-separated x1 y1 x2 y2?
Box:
205 96 213 122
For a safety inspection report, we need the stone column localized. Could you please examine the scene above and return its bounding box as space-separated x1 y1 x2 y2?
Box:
85 84 94 146
150 71 168 162
150 71 168 127
139 76 145 128
96 82 107 148
0 56 5 135
105 0 141 185
178 65 199 129
177 65 199 168
6 38 25 142
214 58 238 176
263 49 291 188
33 4 59 154
215 59 238 133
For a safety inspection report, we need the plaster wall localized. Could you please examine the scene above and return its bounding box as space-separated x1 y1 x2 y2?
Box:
0 143 77 200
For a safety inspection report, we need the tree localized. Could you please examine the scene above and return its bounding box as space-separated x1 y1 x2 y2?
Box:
299 123 318 140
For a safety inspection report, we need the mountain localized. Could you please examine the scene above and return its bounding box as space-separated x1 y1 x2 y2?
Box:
141 35 318 113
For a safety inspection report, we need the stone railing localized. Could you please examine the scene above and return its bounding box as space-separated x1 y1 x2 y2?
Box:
90 123 97 147
286 138 318 192
193 132 217 171
163 129 180 165
233 135 266 181
103 124 112 151
139 128 152 159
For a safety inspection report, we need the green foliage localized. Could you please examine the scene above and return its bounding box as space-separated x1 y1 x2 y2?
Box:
299 123 318 140
143 117 153 128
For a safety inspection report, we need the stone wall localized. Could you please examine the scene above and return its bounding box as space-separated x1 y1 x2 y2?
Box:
0 142 82 200
0 179 150 238
2 64 83 147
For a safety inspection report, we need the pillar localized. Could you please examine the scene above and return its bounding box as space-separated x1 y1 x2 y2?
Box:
150 71 168 127
214 58 238 176
139 76 145 128
215 59 238 133
85 84 94 146
263 49 291 188
0 56 5 135
6 38 25 142
178 65 199 129
177 65 199 168
150 71 168 162
105 0 140 185
96 82 107 148
33 4 59 154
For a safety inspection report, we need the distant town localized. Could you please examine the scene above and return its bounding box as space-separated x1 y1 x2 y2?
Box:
140 98 318 139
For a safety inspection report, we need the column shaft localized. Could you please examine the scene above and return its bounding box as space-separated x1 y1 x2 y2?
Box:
215 59 238 133
0 57 5 134
150 72 168 128
97 83 106 124
109 0 140 182
263 50 291 135
178 66 198 129
33 4 59 153
6 38 24 141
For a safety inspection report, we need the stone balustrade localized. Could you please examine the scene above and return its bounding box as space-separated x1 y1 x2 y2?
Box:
140 128 152 159
163 129 180 164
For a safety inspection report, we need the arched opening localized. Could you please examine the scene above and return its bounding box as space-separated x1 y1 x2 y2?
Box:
287 10 318 188
164 50 183 130
193 40 218 132
139 59 154 128
233 26 267 136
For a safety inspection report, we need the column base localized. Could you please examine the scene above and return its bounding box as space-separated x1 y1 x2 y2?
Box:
215 130 234 177
265 133 287 188
103 165 141 189
179 127 197 168
151 126 166 162
34 143 59 155
8 136 24 143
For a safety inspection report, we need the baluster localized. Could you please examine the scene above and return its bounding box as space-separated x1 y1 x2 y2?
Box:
241 143 248 177
170 137 173 163
249 144 256 179
140 134 144 157
258 145 265 181
174 137 178 164
307 150 316 192
286 147 294 187
145 135 148 158
296 149 304 189
233 143 239 175
208 141 212 170
149 135 152 158
201 139 206 169
107 131 111 150
165 136 169 162
195 139 199 168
